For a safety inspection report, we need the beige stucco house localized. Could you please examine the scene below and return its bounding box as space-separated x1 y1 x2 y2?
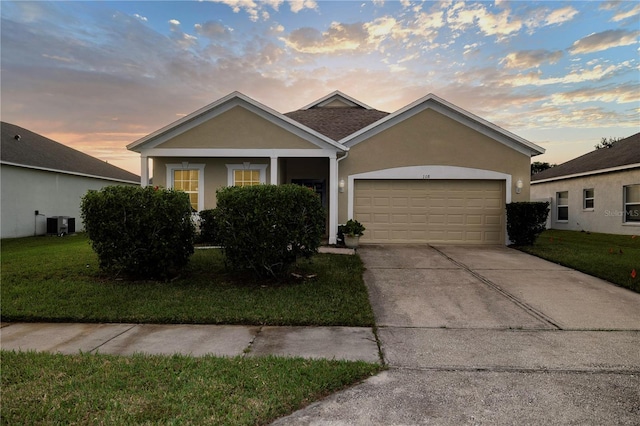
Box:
128 91 544 245
531 133 640 235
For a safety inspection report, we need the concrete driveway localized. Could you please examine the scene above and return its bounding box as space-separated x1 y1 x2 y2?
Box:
273 245 640 425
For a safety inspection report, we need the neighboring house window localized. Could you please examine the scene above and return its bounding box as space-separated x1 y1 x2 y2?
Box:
624 184 640 223
556 191 568 221
226 163 267 187
583 189 594 210
166 164 205 212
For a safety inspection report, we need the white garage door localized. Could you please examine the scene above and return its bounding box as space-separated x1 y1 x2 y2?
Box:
354 179 505 244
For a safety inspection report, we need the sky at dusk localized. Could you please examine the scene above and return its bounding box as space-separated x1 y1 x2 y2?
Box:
1 0 639 175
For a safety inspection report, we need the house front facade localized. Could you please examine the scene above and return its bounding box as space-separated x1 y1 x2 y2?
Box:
128 91 545 245
531 133 640 235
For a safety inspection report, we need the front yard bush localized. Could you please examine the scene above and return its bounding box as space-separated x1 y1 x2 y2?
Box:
506 201 550 246
215 184 325 279
81 186 195 280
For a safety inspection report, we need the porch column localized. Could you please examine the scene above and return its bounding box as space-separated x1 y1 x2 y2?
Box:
328 154 338 245
270 156 278 185
140 155 149 187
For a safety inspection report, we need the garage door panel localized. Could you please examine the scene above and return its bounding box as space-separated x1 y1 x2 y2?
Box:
354 179 504 244
486 215 501 225
448 215 464 224
428 214 446 224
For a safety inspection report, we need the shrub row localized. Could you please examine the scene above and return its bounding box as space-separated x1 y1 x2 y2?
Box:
82 184 325 281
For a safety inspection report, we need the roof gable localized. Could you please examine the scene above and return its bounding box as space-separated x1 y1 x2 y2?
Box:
1 122 140 183
300 90 373 110
532 133 640 182
341 93 545 157
128 92 347 153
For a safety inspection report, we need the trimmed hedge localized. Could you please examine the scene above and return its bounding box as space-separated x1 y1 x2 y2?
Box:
215 184 325 279
81 186 195 280
506 201 550 246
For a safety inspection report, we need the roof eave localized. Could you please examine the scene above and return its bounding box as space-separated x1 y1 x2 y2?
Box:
340 93 545 156
1 161 140 184
531 163 640 184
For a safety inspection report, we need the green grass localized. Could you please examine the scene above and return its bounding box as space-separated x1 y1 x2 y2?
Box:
1 350 382 425
518 230 640 293
1 234 375 326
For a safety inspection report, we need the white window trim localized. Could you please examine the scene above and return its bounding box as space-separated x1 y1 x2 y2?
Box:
583 188 594 211
556 191 569 222
226 163 268 186
623 184 640 225
166 163 206 212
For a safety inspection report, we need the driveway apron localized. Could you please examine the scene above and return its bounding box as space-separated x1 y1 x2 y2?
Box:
272 245 640 425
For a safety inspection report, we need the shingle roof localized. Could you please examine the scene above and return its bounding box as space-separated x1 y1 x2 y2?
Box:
1 122 140 183
532 132 640 181
284 107 390 141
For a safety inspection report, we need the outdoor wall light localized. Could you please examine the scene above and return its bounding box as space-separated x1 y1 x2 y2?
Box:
339 178 345 193
515 179 523 194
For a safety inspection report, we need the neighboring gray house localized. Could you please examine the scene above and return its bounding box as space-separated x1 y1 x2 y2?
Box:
1 122 140 238
531 133 640 235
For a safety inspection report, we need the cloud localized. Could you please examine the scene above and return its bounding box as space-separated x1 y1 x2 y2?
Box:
545 82 640 106
282 22 368 54
501 50 563 70
600 1 640 22
289 0 317 13
569 29 640 55
504 62 633 87
133 13 147 22
447 2 522 40
207 0 260 21
543 6 578 26
206 0 314 21
611 3 640 22
194 21 232 39
168 19 198 48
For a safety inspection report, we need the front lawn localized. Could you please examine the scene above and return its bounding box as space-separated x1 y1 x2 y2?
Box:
1 351 381 425
1 234 375 326
1 235 382 424
518 230 640 293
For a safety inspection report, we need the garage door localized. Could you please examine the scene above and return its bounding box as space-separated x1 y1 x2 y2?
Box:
354 179 504 244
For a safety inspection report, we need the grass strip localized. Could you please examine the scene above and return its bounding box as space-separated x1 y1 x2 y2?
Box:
518 230 640 293
1 235 374 326
1 350 382 425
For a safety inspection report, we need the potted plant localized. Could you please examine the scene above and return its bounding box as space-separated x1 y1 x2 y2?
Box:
342 219 366 248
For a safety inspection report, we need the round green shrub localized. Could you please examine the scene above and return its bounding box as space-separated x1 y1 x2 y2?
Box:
506 201 550 246
81 186 195 279
215 184 325 279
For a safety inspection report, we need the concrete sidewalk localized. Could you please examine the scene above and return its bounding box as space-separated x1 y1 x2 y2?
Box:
0 322 380 362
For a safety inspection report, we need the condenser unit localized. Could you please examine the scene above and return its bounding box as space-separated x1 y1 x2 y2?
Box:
47 216 76 236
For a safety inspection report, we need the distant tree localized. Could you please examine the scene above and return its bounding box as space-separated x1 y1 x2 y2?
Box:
595 137 622 150
531 161 555 175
